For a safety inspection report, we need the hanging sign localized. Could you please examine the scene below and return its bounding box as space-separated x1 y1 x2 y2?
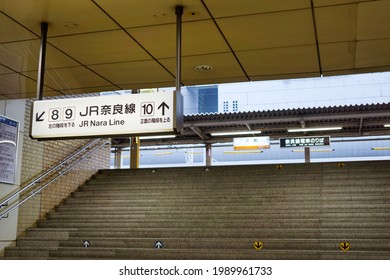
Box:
280 136 331 148
0 115 19 184
30 92 183 140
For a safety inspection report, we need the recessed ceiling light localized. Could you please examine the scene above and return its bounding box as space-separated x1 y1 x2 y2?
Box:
194 65 213 72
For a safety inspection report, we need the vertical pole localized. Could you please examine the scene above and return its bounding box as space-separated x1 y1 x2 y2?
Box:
175 5 183 94
304 147 311 163
114 148 122 169
206 143 212 167
37 22 48 100
130 89 140 169
130 137 139 169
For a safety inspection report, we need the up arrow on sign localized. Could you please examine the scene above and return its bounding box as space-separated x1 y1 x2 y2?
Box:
158 102 169 116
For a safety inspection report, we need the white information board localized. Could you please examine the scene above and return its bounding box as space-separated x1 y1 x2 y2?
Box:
31 92 183 139
0 115 19 184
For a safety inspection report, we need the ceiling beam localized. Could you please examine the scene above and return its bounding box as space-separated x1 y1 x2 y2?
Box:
190 126 209 140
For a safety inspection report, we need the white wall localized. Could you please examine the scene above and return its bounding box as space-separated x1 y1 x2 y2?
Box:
0 99 26 253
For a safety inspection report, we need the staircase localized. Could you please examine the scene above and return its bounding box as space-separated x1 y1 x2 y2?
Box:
3 161 390 259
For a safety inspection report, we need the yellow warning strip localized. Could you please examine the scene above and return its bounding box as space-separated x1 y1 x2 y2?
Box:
292 149 334 153
372 147 390 151
154 152 174 156
224 150 263 155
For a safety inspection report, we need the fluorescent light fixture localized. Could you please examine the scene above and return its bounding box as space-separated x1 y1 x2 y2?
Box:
139 135 176 140
287 127 342 133
211 130 261 136
384 124 390 128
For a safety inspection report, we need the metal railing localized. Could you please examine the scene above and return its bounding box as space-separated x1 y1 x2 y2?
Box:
0 138 110 220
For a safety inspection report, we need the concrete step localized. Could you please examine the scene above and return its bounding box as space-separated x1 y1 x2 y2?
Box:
62 196 390 206
55 238 390 251
47 212 390 220
54 204 390 213
9 237 390 253
48 247 390 260
38 221 328 229
4 247 56 258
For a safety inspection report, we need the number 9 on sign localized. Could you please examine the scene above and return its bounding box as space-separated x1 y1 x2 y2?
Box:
49 107 75 122
63 107 75 121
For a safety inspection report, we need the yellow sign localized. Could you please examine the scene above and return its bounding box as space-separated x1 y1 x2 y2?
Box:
254 241 263 250
340 242 350 252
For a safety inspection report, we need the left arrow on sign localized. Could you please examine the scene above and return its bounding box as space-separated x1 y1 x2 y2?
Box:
35 112 45 122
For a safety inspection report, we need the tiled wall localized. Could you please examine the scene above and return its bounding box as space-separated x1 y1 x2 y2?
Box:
17 98 110 236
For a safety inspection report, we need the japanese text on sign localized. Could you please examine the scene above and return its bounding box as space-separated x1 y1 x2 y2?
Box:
280 136 331 148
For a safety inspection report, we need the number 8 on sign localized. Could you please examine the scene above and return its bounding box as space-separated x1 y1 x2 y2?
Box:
49 108 61 122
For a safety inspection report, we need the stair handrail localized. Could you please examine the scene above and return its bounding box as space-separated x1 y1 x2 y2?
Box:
0 138 110 220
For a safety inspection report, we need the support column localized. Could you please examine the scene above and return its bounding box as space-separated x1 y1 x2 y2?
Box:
130 137 139 169
130 89 140 169
304 147 311 163
114 148 122 169
37 22 48 100
206 143 212 167
175 5 183 94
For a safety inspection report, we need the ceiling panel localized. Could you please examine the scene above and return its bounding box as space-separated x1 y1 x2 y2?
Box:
0 12 37 43
357 0 390 41
0 73 39 95
313 0 374 7
89 60 175 86
24 67 114 92
204 0 310 18
0 40 79 72
356 39 390 68
94 0 210 28
320 42 356 72
236 45 319 77
0 64 13 74
48 30 150 65
128 20 229 59
60 85 121 95
315 4 358 43
118 81 176 91
160 53 247 84
0 0 118 37
217 9 315 51
1 89 59 99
